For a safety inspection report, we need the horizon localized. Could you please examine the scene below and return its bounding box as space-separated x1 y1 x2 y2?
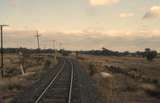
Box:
2 47 159 53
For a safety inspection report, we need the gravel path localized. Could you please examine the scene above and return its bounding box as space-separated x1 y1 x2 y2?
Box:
72 59 103 103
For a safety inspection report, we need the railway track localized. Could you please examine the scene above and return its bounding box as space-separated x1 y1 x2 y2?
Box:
33 59 76 103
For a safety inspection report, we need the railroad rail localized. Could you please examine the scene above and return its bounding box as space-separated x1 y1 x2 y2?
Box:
34 60 74 103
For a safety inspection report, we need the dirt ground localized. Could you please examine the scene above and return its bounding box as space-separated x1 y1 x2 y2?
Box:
78 54 160 103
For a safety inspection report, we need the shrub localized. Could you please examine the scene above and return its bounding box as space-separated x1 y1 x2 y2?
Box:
44 60 51 67
144 48 157 61
4 68 21 77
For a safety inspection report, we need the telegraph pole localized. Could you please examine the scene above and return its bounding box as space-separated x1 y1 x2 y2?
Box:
59 42 62 50
35 31 40 50
53 40 57 63
0 25 8 78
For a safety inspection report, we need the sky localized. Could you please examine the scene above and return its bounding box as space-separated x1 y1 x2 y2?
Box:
1 0 160 51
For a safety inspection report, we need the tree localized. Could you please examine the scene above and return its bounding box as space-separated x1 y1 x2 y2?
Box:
144 48 157 61
59 49 71 56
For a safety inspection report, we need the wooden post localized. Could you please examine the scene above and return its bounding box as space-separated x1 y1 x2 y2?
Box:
53 40 57 64
0 25 8 78
0 26 3 77
18 51 25 75
20 63 25 75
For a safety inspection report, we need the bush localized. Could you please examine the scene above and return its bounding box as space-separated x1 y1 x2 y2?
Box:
88 62 98 76
144 48 157 61
44 60 51 67
0 78 23 91
4 68 21 77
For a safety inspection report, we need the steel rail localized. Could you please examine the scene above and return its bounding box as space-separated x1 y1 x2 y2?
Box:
34 60 66 103
68 61 74 103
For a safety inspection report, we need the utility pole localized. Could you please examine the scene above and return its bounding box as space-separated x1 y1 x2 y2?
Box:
59 42 62 50
35 31 40 50
53 40 57 63
35 31 41 63
0 25 8 78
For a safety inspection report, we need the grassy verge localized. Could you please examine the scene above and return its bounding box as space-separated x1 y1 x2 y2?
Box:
0 54 57 103
78 55 160 103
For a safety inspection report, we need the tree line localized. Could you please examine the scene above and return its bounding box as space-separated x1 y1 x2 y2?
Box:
0 48 54 54
79 48 159 61
1 47 159 61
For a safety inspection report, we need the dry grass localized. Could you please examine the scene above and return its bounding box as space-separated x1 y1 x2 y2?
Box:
0 53 55 103
78 54 160 103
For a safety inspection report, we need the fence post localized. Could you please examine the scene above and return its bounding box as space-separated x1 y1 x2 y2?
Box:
18 51 25 75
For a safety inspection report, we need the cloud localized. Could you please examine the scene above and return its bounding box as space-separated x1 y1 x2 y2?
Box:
9 0 17 6
144 6 160 18
89 0 120 6
119 12 134 18
4 29 160 51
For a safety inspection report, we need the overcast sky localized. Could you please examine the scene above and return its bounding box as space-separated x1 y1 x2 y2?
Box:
1 0 160 51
